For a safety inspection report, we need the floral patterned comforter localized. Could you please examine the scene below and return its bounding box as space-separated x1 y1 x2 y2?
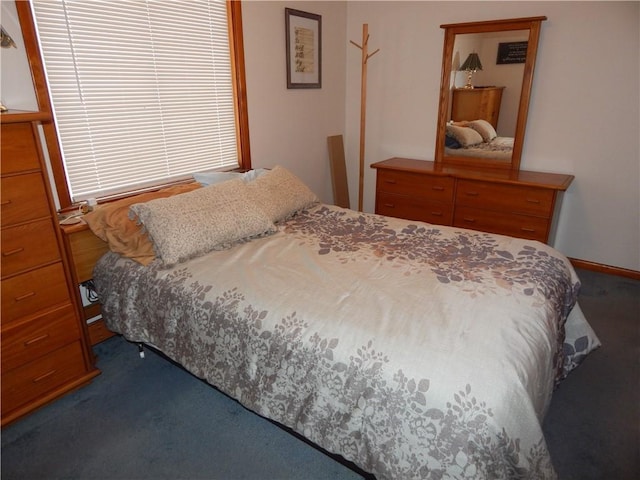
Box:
94 204 600 479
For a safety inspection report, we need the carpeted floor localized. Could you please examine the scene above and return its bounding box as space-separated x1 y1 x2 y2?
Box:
542 268 639 480
1 268 638 479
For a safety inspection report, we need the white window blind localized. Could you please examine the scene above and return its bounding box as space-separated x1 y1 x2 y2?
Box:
31 0 238 201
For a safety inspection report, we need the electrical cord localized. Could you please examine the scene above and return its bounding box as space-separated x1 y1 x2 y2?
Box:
81 280 100 303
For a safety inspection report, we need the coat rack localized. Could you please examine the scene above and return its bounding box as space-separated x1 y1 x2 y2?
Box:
350 24 379 212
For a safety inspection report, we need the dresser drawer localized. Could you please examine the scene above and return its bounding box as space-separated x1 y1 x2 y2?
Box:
377 170 455 203
1 263 71 325
376 192 453 225
454 206 549 242
1 341 87 417
0 123 42 175
455 180 554 217
1 173 51 227
1 304 80 372
1 218 60 278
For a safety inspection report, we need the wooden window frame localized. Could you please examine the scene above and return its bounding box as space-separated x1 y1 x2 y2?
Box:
16 0 251 209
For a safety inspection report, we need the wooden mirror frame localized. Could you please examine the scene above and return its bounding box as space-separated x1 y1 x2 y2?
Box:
434 16 546 171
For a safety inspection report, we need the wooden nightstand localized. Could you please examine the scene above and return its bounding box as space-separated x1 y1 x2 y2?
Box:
59 222 114 346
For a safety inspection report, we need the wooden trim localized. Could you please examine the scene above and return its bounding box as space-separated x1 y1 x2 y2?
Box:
440 16 548 30
15 1 72 208
569 258 640 281
0 110 49 123
228 0 251 170
513 18 543 172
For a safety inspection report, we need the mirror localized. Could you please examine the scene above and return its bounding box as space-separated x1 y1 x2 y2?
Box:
434 17 546 170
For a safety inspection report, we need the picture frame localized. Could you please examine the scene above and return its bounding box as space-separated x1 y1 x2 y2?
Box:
285 8 321 89
496 41 528 64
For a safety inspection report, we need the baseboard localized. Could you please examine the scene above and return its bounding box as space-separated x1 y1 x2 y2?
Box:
569 258 640 280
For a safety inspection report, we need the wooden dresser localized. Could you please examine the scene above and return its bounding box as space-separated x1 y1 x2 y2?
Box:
372 158 574 244
1 111 99 426
451 87 505 128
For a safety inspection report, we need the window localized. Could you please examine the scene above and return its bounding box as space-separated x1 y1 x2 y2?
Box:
22 0 249 204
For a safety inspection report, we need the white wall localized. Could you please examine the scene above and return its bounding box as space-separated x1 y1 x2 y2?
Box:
3 1 638 271
242 1 347 203
340 1 639 271
0 0 38 110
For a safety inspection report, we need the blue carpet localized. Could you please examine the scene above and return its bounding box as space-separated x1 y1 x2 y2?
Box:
1 336 364 479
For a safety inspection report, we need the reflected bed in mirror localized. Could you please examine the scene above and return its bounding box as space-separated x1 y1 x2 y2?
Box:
445 118 514 161
435 17 547 170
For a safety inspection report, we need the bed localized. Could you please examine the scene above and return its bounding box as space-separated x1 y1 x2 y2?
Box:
445 119 513 160
86 165 600 479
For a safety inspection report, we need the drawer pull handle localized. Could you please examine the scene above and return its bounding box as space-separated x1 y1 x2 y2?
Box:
384 179 397 185
431 186 444 191
15 291 36 302
24 333 50 346
525 198 541 204
3 247 25 257
520 227 536 233
33 370 56 383
431 211 443 217
465 191 479 197
1 199 12 206
462 217 476 223
383 203 395 208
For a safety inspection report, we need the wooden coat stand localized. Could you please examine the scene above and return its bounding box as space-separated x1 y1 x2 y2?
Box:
350 25 379 211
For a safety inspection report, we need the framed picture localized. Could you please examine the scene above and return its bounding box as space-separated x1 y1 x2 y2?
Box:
496 41 528 64
285 8 321 89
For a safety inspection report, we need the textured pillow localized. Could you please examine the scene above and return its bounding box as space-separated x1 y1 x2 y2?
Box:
445 124 484 147
467 119 498 142
83 183 202 265
244 165 319 223
130 178 275 266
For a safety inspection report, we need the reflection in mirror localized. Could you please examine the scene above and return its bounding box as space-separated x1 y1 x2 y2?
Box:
435 17 546 171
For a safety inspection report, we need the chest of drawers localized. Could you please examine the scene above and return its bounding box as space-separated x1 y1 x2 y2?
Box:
451 87 505 128
372 158 574 244
1 112 99 426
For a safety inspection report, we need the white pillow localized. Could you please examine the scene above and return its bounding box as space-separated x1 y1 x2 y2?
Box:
467 119 498 142
445 124 484 147
130 178 275 266
242 168 269 182
192 171 242 186
192 168 268 186
244 165 319 223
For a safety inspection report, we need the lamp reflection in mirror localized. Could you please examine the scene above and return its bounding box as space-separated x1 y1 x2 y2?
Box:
460 52 482 89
